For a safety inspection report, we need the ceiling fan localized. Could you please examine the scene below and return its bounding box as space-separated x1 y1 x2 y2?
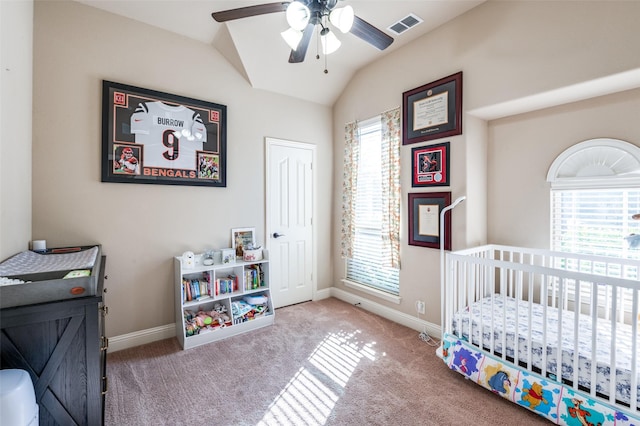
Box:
211 1 394 65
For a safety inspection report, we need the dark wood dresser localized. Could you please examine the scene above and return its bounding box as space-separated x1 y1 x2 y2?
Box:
1 256 107 425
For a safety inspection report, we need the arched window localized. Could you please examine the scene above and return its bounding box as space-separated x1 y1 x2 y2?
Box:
547 138 640 259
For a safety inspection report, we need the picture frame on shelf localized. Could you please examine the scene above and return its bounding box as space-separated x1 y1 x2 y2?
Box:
101 80 227 187
408 192 452 250
221 248 235 264
402 72 462 145
231 227 256 257
411 142 450 187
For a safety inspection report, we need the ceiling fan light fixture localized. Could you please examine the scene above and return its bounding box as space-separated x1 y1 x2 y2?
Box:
281 27 303 50
321 29 341 55
329 5 354 33
285 1 310 31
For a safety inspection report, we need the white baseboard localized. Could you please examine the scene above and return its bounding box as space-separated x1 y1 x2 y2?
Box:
108 289 441 352
314 287 332 300
108 323 176 353
328 287 442 339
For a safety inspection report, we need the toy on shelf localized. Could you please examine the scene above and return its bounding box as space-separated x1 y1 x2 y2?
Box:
203 250 215 266
183 303 231 336
231 295 269 324
182 251 195 269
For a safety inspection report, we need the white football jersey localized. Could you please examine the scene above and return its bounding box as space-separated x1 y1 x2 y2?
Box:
130 101 207 170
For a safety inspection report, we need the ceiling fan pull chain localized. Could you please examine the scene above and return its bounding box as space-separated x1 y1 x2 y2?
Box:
316 21 321 60
321 13 328 73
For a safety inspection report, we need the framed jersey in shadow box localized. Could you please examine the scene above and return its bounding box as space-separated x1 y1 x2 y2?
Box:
411 142 449 187
101 80 227 187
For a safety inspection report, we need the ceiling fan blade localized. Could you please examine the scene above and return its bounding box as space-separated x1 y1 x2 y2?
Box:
288 23 314 63
212 2 289 23
350 15 394 51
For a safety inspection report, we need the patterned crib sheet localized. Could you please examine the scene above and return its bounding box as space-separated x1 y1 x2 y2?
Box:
452 294 640 406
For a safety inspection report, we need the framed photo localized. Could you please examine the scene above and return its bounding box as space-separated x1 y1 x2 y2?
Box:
101 80 227 187
408 192 451 250
231 227 256 257
411 142 450 187
402 71 462 145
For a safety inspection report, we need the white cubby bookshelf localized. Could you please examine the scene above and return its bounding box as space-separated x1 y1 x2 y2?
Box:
174 250 274 350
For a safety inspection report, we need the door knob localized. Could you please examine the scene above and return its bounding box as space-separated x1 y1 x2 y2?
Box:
273 232 285 238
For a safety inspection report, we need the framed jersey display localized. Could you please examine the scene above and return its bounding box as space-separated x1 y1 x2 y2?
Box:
101 80 227 187
411 142 450 187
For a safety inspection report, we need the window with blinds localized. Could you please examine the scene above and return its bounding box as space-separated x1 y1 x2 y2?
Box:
551 188 640 260
550 188 640 309
345 119 400 295
547 139 640 308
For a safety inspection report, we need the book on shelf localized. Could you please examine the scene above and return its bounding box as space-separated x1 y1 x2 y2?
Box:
245 264 263 290
182 272 213 302
215 274 238 296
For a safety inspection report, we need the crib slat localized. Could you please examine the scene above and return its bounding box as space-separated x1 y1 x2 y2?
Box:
527 271 533 370
573 280 580 389
541 273 549 380
500 267 507 360
450 259 457 338
610 285 618 404
514 268 522 366
631 289 638 412
471 262 475 338
489 262 496 354
508 250 513 297
461 260 467 339
466 261 473 345
490 260 496 356
590 284 598 400
445 255 453 337
605 263 612 321
476 257 481 303
558 277 565 384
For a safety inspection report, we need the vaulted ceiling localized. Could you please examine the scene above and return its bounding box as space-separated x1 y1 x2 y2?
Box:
76 0 484 105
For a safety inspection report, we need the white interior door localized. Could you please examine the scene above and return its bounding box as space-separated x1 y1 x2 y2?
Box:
266 138 315 308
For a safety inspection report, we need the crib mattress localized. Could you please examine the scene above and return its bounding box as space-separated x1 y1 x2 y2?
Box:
452 294 640 406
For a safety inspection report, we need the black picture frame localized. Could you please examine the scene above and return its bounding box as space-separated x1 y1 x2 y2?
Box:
402 72 462 145
408 192 451 250
101 80 227 187
411 142 450 187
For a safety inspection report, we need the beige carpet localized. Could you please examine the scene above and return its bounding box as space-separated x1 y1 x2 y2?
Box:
105 297 549 425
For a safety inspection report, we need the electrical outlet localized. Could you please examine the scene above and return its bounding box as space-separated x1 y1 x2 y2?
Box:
416 300 425 315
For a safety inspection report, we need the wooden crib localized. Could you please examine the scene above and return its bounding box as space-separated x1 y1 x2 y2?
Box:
437 244 640 425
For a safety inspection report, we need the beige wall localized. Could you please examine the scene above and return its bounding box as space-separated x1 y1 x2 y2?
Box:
0 0 32 260
8 0 640 342
488 88 640 248
333 1 640 326
30 1 333 338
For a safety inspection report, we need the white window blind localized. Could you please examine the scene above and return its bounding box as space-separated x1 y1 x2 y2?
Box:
346 118 400 295
550 188 640 309
547 139 640 309
551 188 640 261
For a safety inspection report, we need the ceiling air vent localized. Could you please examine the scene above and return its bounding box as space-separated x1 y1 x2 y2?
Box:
387 13 423 36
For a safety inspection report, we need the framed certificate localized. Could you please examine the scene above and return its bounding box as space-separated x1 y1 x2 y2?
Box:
402 72 462 145
408 192 451 250
101 80 227 187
